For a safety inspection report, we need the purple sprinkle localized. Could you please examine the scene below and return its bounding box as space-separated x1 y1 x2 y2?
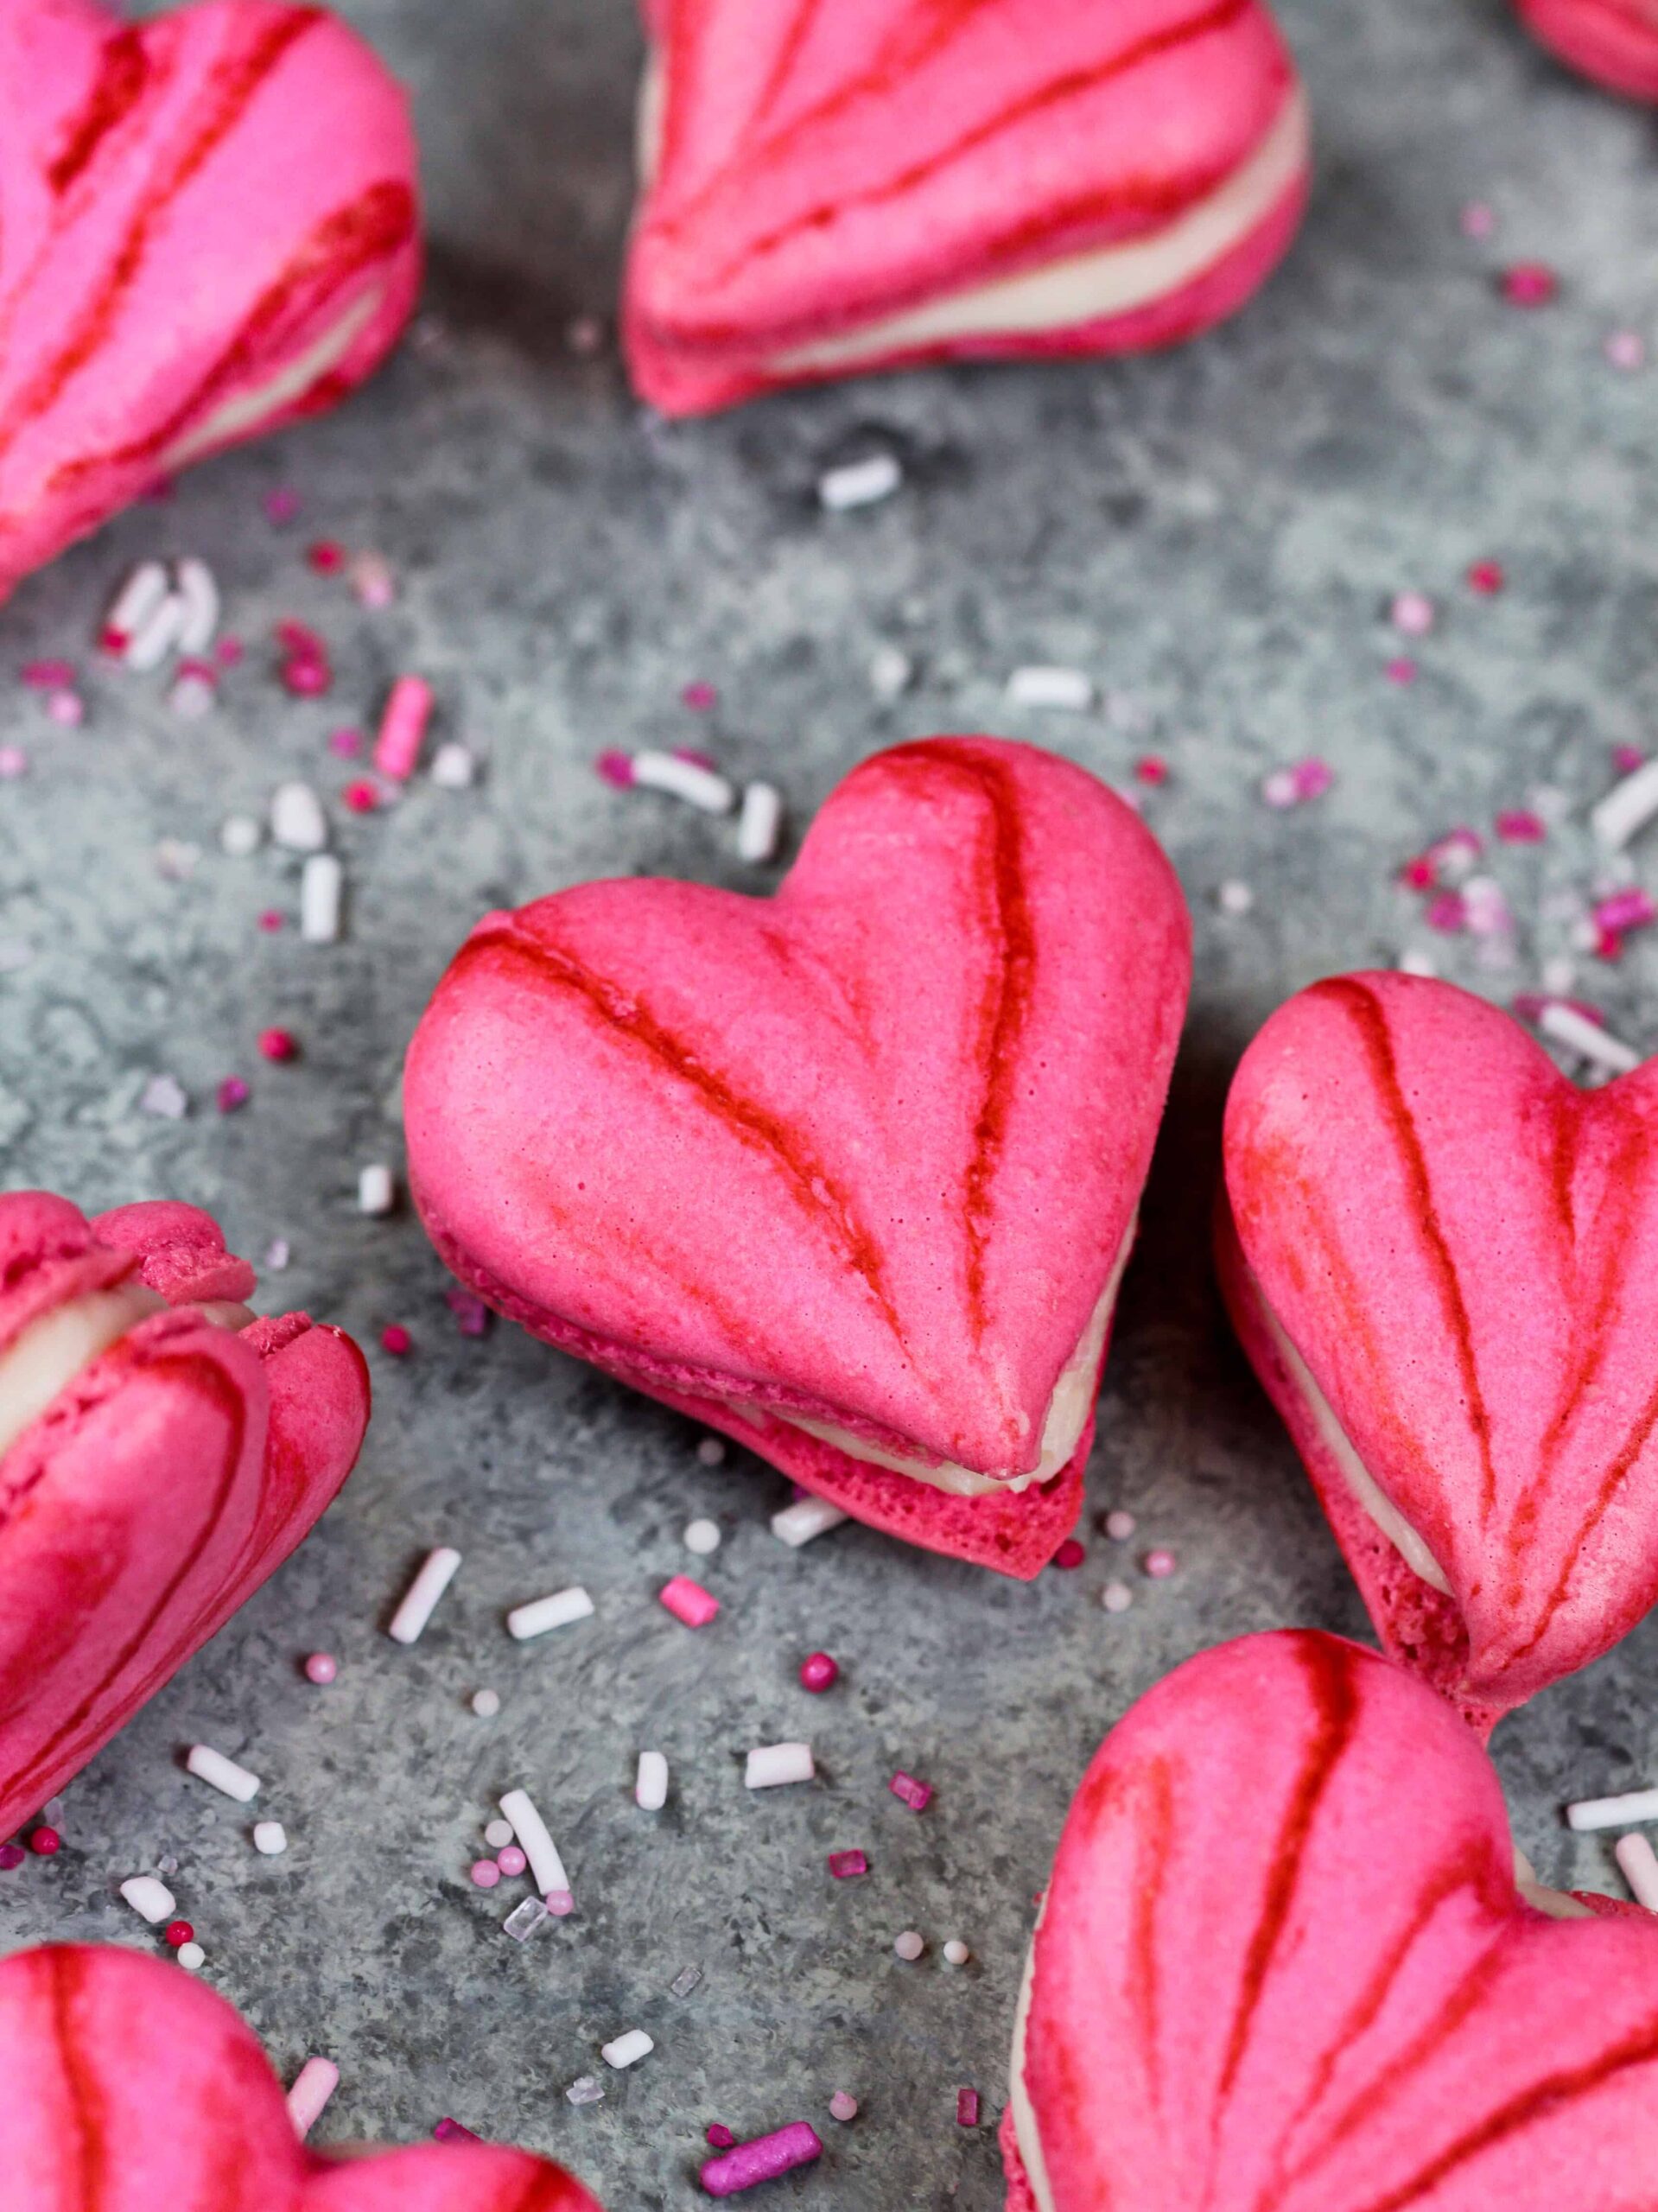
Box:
433 2117 482 2145
956 2088 981 2128
1595 888 1658 934
828 1849 868 1880
264 486 302 524
707 2124 737 2148
445 1288 492 1337
595 749 636 789
216 1076 251 1115
328 727 365 758
0 1844 25 1871
889 1770 933 1814
1292 756 1333 799
682 682 718 711
700 2121 823 2196
21 660 74 690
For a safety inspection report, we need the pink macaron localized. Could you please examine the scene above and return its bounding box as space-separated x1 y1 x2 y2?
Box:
1006 1628 1658 2210
624 0 1311 416
0 1191 369 1837
1515 0 1658 102
405 736 1191 1578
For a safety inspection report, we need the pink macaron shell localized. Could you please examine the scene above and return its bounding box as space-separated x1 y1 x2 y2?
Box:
1222 972 1658 1721
0 1189 138 1357
406 737 1189 1575
625 0 1308 414
1515 0 1658 100
92 1198 258 1306
0 0 422 602
1010 1629 1658 2210
1 1945 605 2211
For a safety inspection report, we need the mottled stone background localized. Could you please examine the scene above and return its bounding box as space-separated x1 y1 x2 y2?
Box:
4 0 1658 2204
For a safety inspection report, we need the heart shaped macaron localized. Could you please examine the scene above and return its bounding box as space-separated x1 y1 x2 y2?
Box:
1 1943 602 2209
0 0 421 603
625 0 1310 415
1005 1628 1658 2212
1219 971 1658 1732
1515 0 1658 100
405 737 1191 1577
0 1191 369 1838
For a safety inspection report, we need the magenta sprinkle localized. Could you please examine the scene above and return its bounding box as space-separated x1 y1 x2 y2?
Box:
433 2118 482 2145
660 1574 720 1628
707 2124 737 2149
264 486 302 524
0 1844 24 1871
1292 758 1333 798
328 726 365 757
682 682 719 711
700 2121 823 2196
216 635 245 667
595 749 636 789
381 1325 413 1356
799 1652 839 1693
257 910 285 934
1384 657 1418 685
828 1849 868 1880
1495 809 1545 842
673 746 719 770
21 659 74 689
1426 892 1466 933
1595 889 1657 934
1501 261 1558 307
216 1076 251 1115
445 1288 492 1336
890 1771 933 1814
956 2088 981 2128
1051 1538 1085 1570
1614 742 1647 776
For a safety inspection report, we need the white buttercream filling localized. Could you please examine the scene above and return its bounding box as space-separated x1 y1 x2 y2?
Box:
1009 1914 1058 2212
0 1285 253 1470
1512 1845 1593 1922
162 283 386 473
737 1220 1133 1499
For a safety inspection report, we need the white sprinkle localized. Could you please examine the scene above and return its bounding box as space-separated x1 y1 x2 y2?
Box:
155 838 200 881
1217 880 1255 915
819 452 903 511
1397 949 1439 980
120 1874 176 1924
270 781 327 853
1540 957 1577 997
173 557 220 655
286 2056 339 2139
636 1751 670 1812
893 1930 924 1961
696 1437 727 1466
869 644 913 700
1007 665 1093 712
1539 1001 1640 1075
499 1788 569 1898
300 853 343 944
683 1518 721 1557
471 1688 501 1719
125 591 187 671
140 1074 188 1120
632 749 736 815
265 1238 291 1272
187 1745 260 1802
105 560 169 643
1566 1785 1658 1832
1104 1510 1136 1541
1617 1831 1658 1910
484 1819 514 1849
1102 1580 1134 1613
1592 757 1658 851
358 1163 396 1216
943 1939 971 1967
771 1497 848 1548
506 1586 594 1640
175 1941 205 1972
745 1742 815 1789
566 2074 605 2107
430 741 476 790
737 779 784 863
252 1821 288 1856
601 2028 655 2071
388 1546 461 1644
167 667 215 718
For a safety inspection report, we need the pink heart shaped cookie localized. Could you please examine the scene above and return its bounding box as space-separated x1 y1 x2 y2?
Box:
0 0 421 602
1515 0 1658 100
1219 971 1658 1730
2 1942 603 2209
625 0 1311 416
1005 1629 1658 2212
0 1191 369 1838
405 737 1191 1577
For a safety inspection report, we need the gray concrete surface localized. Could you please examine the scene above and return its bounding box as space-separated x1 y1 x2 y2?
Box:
5 0 1658 2202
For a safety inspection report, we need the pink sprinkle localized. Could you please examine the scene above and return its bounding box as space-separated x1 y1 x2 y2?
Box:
1426 892 1466 933
1614 743 1647 776
1133 755 1168 786
283 654 331 698
707 2125 737 2149
381 1325 413 1356
374 675 434 780
304 1653 337 1685
1401 855 1436 890
470 1859 501 1889
47 690 84 727
1597 926 1625 963
660 1574 720 1628
497 1845 526 1878
308 540 346 574
1390 590 1435 636
1501 262 1558 307
799 1651 839 1693
445 1289 491 1337
351 553 397 608
216 1076 251 1114
0 747 28 779
829 2093 858 2124
1052 1538 1085 1569
1467 559 1506 594
545 1888 575 1916
890 1771 933 1814
0 1845 24 1871
29 1827 59 1856
1605 330 1646 372
1144 1548 1178 1579
328 727 365 757
216 635 245 668
264 487 302 524
258 1027 299 1063
956 2088 981 2128
595 750 635 789
1261 767 1299 810
342 779 380 813
21 659 75 689
673 746 718 771
682 682 719 711
1595 888 1657 934
1495 809 1545 843
829 1849 868 1879
433 2119 482 2145
1385 657 1418 686
257 910 285 934
1293 758 1333 799
1460 200 1496 239
701 2122 823 2197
